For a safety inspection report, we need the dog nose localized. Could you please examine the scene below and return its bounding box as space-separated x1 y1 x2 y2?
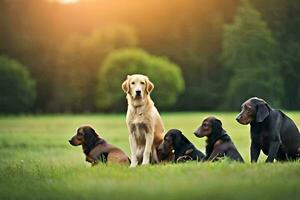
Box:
136 90 141 96
236 116 240 122
194 132 201 137
68 140 72 144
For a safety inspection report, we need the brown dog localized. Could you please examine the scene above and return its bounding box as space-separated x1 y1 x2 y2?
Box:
69 125 130 166
194 117 244 162
158 129 205 163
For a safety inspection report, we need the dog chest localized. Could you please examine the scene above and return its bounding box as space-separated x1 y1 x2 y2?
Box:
130 122 149 134
130 122 149 144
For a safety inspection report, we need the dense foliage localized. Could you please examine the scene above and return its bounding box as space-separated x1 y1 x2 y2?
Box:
96 48 184 111
0 56 36 113
51 26 137 112
222 0 283 109
0 0 298 112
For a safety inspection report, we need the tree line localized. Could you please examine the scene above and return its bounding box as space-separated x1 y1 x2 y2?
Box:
0 0 299 113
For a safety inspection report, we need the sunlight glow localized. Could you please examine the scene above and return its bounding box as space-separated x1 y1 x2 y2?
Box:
59 0 80 4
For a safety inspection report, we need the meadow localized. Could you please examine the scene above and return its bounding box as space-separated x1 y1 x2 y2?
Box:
0 112 300 200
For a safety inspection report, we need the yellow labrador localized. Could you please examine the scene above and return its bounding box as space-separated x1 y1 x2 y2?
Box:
122 74 164 167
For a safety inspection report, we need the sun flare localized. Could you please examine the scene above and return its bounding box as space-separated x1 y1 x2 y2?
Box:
59 0 80 4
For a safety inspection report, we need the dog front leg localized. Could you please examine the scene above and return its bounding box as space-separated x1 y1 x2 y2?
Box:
142 131 154 165
129 134 138 168
250 141 261 162
207 149 223 161
266 141 280 163
151 147 159 163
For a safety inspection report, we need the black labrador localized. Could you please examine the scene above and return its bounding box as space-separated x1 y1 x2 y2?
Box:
194 116 244 162
236 97 300 162
158 129 205 163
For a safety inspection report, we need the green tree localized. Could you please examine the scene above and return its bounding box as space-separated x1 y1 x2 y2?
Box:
51 25 138 112
222 0 283 109
0 55 36 113
251 0 300 109
96 48 185 111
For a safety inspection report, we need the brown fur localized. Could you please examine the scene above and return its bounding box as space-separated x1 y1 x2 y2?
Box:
69 125 130 166
194 117 244 162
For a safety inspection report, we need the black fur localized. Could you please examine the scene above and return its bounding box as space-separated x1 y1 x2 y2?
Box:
82 127 104 155
204 119 243 162
247 98 300 162
167 129 205 162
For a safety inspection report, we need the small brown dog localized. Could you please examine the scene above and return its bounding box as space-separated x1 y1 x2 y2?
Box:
69 125 130 166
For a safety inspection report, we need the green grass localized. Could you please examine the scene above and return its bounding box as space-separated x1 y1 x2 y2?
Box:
0 112 300 200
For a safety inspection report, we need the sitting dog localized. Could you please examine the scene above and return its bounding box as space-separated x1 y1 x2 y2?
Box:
236 97 300 162
156 144 175 163
69 125 130 166
158 129 205 163
194 117 244 162
122 74 165 167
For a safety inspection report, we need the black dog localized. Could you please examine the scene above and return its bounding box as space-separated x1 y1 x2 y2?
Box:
194 116 244 162
158 129 205 163
236 97 300 162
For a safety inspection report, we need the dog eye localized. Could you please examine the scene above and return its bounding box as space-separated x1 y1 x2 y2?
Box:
140 82 145 85
131 82 135 85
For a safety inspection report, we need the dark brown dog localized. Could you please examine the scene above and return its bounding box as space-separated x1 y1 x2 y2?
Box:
157 143 175 163
194 117 244 162
158 129 205 163
69 125 130 166
236 97 300 162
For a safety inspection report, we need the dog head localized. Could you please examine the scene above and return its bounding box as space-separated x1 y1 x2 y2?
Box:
158 129 191 155
236 97 270 125
122 74 154 102
194 116 223 138
69 125 99 147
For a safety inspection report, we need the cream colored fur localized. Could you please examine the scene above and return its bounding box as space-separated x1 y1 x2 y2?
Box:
122 74 164 167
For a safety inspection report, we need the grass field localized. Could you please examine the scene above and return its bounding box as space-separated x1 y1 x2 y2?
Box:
0 112 300 200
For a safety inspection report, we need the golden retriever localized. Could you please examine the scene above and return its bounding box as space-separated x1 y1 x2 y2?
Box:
122 74 164 167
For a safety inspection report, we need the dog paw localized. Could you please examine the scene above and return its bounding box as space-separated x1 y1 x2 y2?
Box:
130 163 138 168
176 155 193 163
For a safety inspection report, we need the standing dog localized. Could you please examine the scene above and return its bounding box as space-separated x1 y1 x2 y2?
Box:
194 117 244 162
69 125 130 166
236 97 300 162
122 74 164 167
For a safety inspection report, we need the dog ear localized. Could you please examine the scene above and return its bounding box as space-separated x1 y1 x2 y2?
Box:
146 78 154 94
122 75 130 93
212 119 222 135
169 129 182 147
256 103 270 122
83 127 98 147
171 129 190 148
179 133 191 146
